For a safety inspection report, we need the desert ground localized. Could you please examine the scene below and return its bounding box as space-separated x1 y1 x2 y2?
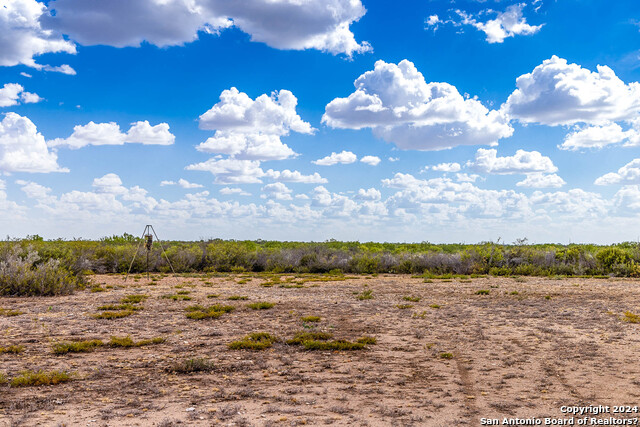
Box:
1 273 640 426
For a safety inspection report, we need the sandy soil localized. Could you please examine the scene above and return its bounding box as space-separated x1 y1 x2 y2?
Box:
1 274 640 426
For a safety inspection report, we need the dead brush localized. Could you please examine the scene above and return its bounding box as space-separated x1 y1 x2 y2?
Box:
168 358 215 374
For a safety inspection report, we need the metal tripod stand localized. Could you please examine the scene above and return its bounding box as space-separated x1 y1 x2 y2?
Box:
124 225 175 281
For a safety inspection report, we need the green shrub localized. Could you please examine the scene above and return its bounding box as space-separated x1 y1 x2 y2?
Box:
0 246 82 296
168 358 215 374
0 345 24 354
185 304 234 320
247 302 275 310
301 316 321 322
52 339 103 354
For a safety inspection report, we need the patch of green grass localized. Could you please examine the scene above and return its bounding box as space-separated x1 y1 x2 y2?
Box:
0 308 23 316
356 336 377 345
423 279 433 283
247 302 275 310
97 303 143 311
475 290 490 295
429 304 441 309
108 335 166 347
357 289 374 300
90 286 106 293
413 311 427 318
622 311 640 323
0 373 6 385
301 316 321 322
280 284 304 288
0 345 24 354
10 370 72 387
169 358 215 374
286 331 333 345
52 339 104 354
120 294 148 304
440 352 454 359
206 294 219 298
228 332 278 350
176 290 190 295
227 295 248 300
396 304 413 309
403 296 421 302
545 295 552 300
510 291 519 295
91 310 135 320
185 304 234 320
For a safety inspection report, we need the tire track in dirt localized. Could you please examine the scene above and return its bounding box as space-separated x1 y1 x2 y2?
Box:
455 352 480 425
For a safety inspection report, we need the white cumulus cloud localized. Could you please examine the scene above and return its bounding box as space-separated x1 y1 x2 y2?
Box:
595 159 640 186
0 112 67 173
197 88 313 161
0 0 76 69
48 120 175 149
47 0 371 57
323 59 513 151
431 162 461 172
516 173 566 188
455 4 542 44
312 150 357 166
0 83 42 107
261 182 293 200
264 169 327 184
503 56 640 126
360 155 381 166
468 148 557 175
220 187 251 196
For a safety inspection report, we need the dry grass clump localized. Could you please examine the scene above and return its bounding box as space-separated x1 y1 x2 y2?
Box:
440 352 454 359
120 294 148 304
396 304 413 309
96 303 142 311
301 316 321 322
161 294 192 301
0 307 23 316
357 289 374 300
286 332 375 351
185 304 234 320
0 372 6 385
228 295 248 300
168 358 215 374
108 335 165 347
10 370 72 387
52 339 103 354
403 296 421 302
475 289 490 295
622 311 640 323
228 332 278 350
247 302 275 310
92 309 135 319
0 345 24 354
206 294 220 298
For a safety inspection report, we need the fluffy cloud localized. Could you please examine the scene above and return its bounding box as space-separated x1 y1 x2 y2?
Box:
0 83 42 107
431 162 461 172
516 173 566 188
261 182 292 200
455 4 542 44
503 56 640 126
354 188 381 201
264 169 327 184
594 159 640 186
220 187 251 196
197 88 313 161
0 0 76 69
323 59 513 151
559 121 640 151
48 120 175 149
468 148 557 175
360 155 381 166
312 150 357 166
0 112 67 173
186 158 265 184
47 0 370 56
160 179 204 189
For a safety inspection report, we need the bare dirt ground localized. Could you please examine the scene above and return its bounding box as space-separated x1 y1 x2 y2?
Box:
2 274 640 427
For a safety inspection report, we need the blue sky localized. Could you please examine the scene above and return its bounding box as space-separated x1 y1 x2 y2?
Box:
1 0 640 243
